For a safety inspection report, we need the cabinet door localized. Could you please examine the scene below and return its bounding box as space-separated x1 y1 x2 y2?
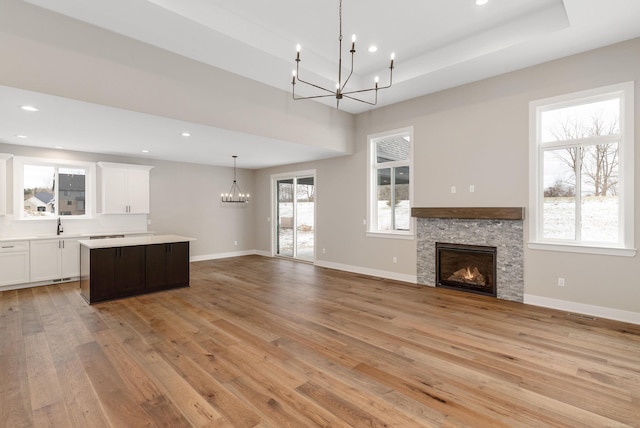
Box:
166 242 189 287
90 246 145 301
145 244 166 290
90 248 117 301
0 251 30 286
30 240 62 282
61 239 80 278
145 242 189 291
0 153 10 216
115 246 146 295
101 166 128 213
126 167 150 214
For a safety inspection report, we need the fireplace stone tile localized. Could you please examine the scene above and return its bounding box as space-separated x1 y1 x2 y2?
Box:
417 218 524 302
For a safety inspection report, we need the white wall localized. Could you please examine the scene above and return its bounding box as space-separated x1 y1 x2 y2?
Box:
255 37 640 323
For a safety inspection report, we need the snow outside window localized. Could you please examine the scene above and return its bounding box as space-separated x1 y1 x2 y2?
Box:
368 127 414 238
529 82 635 256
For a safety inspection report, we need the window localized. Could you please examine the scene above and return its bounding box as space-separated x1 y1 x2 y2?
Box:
368 127 413 237
14 157 95 220
529 82 634 256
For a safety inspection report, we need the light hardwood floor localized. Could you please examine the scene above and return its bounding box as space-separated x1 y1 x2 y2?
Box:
1 255 639 427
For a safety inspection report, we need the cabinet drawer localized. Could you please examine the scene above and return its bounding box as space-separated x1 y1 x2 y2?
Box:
0 241 30 252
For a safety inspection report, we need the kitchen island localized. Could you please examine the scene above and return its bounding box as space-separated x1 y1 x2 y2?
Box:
79 234 195 304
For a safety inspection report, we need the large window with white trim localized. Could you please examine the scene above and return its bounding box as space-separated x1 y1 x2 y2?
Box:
529 82 634 256
368 127 413 237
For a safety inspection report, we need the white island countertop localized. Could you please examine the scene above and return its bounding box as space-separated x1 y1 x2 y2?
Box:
78 234 196 249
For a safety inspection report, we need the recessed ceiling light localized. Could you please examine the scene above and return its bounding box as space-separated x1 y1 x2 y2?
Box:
20 105 39 112
54 145 64 149
475 0 489 5
181 132 191 137
141 149 150 153
368 45 378 53
15 134 28 139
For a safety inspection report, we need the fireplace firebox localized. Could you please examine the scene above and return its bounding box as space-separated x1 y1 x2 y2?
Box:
436 242 497 297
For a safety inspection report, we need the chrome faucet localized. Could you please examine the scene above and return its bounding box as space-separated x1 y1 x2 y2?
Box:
57 217 63 235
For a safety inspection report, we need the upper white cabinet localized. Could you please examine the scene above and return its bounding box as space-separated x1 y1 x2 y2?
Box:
30 238 80 282
98 162 153 214
0 153 12 215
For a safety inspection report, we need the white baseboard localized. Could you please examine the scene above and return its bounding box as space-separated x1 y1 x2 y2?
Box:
190 250 256 262
314 259 417 284
524 294 640 325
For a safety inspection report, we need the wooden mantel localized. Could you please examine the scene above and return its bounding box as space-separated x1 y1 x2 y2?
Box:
411 207 525 220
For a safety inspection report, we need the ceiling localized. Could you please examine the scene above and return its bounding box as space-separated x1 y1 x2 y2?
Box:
3 0 640 168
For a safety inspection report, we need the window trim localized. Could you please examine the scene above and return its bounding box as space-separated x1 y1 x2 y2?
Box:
528 82 635 256
367 126 414 239
13 156 96 221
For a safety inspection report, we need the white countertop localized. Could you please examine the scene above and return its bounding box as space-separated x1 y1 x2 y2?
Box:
78 234 196 249
0 231 154 243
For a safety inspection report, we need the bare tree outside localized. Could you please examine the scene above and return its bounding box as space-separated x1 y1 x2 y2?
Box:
546 110 619 197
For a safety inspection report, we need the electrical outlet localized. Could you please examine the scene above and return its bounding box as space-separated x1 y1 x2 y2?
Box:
558 277 565 287
234 241 238 246
469 185 475 193
451 186 456 194
393 256 397 263
322 248 326 254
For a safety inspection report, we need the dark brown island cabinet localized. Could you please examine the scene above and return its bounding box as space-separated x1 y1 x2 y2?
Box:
79 235 195 304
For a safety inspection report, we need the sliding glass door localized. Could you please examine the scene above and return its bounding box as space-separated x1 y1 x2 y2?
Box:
275 174 315 261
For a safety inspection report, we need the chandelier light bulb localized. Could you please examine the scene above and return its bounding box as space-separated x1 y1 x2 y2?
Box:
375 76 379 83
391 52 395 60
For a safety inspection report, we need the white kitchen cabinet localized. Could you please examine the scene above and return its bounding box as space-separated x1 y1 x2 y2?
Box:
98 162 153 214
0 241 30 287
30 238 80 282
0 153 12 215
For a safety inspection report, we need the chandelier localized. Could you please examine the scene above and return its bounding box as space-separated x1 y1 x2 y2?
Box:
221 155 249 203
291 0 395 109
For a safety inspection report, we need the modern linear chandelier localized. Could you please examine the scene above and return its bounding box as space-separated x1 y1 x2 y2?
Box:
221 155 249 203
291 0 395 109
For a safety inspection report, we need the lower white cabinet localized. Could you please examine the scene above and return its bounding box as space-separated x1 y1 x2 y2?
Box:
30 238 80 282
0 241 30 287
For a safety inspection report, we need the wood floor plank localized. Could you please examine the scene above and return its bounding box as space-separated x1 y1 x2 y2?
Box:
2 255 640 426
0 290 34 428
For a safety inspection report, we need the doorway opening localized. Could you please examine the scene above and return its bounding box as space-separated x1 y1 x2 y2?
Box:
274 173 315 261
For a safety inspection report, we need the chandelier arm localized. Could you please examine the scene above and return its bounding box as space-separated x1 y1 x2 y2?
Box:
295 74 337 95
343 93 378 106
341 51 355 92
294 93 343 100
342 87 379 96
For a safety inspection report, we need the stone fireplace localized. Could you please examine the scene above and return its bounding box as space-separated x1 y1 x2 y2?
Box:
413 207 524 303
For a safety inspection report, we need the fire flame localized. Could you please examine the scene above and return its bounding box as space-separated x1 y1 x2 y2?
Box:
463 267 475 280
